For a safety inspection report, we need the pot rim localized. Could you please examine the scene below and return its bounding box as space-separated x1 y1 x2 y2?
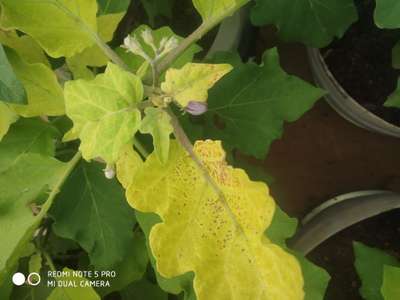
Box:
288 190 400 255
307 47 400 137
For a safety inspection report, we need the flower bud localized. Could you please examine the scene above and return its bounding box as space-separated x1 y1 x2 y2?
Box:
104 165 115 179
141 28 154 46
185 101 208 116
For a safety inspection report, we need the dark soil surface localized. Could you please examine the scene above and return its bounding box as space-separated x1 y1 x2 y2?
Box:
255 26 400 300
309 209 400 300
322 0 400 126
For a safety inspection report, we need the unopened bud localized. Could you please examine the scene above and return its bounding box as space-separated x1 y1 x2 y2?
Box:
185 101 208 116
104 165 115 179
141 28 156 52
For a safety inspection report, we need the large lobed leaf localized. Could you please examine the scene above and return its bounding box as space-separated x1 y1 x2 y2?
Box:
50 161 138 269
0 119 66 290
201 48 324 159
251 0 358 47
64 63 143 164
0 0 98 58
122 140 304 300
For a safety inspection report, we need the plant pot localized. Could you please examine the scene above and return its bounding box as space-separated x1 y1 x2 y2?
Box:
288 190 400 255
206 6 249 57
308 48 400 138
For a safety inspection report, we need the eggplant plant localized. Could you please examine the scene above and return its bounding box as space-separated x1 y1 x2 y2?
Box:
0 0 330 299
251 0 400 110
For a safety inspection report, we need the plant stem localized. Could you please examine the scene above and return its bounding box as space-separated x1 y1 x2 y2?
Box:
38 152 82 219
157 23 208 74
42 250 57 272
53 0 128 70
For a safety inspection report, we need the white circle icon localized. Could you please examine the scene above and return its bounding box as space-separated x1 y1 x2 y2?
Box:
27 272 41 286
12 272 25 286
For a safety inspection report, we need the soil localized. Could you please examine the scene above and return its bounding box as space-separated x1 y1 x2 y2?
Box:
309 209 400 300
322 0 400 126
254 25 400 299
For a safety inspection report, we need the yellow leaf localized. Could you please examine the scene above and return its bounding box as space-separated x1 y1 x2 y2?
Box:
7 50 65 117
0 102 17 141
0 0 97 58
0 30 49 66
126 140 304 300
161 63 232 107
116 145 143 189
67 13 125 71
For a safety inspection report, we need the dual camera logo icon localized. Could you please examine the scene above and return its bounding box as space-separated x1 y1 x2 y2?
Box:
12 272 41 286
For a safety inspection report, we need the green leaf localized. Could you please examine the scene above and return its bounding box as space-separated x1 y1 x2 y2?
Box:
193 0 248 26
392 42 400 69
64 63 143 164
385 79 400 108
161 63 232 107
120 278 168 300
0 118 59 173
265 206 330 300
0 154 67 285
67 12 126 79
47 267 100 300
50 161 137 269
0 44 27 104
202 48 324 159
97 231 148 297
140 107 173 164
136 212 196 300
354 242 400 300
374 0 400 29
0 102 17 141
127 140 304 300
116 25 202 74
97 0 130 15
140 0 175 25
0 0 98 58
251 0 358 47
382 265 400 300
0 30 49 66
297 256 330 300
265 206 297 248
6 49 65 117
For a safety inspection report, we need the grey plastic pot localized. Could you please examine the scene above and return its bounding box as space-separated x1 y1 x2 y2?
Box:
307 48 400 138
206 7 249 57
288 190 400 255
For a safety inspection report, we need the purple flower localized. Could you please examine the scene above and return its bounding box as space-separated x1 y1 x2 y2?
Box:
185 101 208 116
